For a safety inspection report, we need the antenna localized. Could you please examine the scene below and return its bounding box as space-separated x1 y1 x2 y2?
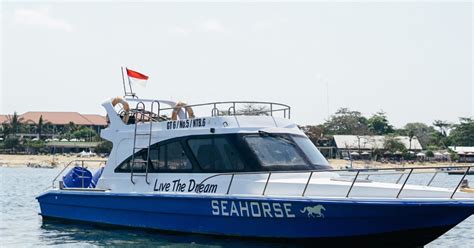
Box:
326 80 330 119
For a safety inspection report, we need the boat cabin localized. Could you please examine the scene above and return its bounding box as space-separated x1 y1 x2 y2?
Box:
102 97 330 179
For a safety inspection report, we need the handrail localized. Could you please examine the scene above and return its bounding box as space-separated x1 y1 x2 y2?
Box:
451 167 471 199
301 171 314 196
51 159 107 189
262 172 272 195
125 100 291 120
396 168 413 198
199 165 472 181
346 170 360 197
198 165 474 199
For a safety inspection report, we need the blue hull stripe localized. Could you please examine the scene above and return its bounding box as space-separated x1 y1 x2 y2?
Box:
37 192 474 239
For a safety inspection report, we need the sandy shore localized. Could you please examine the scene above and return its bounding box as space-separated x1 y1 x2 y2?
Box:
0 154 107 169
0 154 468 170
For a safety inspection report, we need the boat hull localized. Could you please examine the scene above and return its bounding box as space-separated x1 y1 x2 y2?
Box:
37 191 474 247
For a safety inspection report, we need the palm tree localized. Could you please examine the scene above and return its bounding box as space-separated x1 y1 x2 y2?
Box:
408 129 415 151
37 115 44 139
1 121 11 138
6 112 24 137
433 120 450 137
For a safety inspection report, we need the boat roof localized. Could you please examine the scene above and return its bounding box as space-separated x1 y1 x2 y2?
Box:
100 97 299 141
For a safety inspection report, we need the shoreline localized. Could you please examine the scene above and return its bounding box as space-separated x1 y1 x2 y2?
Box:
0 154 107 169
0 154 470 170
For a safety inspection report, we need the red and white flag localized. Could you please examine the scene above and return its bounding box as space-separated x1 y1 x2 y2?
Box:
126 68 149 87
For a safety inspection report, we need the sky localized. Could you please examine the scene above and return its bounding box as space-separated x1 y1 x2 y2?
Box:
1 1 473 128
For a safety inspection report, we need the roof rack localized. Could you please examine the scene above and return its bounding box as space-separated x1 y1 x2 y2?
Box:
123 99 291 120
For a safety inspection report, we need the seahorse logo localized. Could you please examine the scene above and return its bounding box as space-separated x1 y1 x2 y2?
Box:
300 205 326 218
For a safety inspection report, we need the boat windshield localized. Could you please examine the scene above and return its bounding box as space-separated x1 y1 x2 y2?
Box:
244 133 330 170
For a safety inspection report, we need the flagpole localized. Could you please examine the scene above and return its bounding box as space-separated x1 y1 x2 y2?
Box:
125 67 135 97
121 67 127 96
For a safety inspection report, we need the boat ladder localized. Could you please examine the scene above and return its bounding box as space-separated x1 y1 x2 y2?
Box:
130 100 160 184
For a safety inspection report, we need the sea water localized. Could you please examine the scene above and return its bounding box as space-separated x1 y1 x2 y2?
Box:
0 167 473 247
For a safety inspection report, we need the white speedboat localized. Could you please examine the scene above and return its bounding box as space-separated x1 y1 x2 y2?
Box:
37 96 474 247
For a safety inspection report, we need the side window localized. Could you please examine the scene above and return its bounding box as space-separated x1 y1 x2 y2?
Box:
115 140 192 173
149 145 165 170
165 141 192 170
115 149 148 173
188 137 245 171
149 141 192 171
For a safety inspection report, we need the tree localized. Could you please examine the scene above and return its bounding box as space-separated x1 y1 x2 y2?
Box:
449 117 474 146
4 137 20 150
6 112 24 136
429 130 451 148
426 150 435 158
323 108 369 135
407 129 415 151
66 121 77 133
95 141 113 154
367 111 394 135
429 120 453 148
25 139 45 150
403 122 435 149
37 115 44 139
1 112 26 140
71 127 99 141
300 125 324 144
1 122 11 138
42 121 54 137
384 137 406 152
433 120 450 137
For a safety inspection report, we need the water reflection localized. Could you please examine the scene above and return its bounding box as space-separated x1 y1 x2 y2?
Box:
40 219 287 248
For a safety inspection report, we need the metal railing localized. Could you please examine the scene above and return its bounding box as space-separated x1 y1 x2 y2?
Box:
165 101 291 119
123 100 291 121
198 165 473 199
51 159 107 189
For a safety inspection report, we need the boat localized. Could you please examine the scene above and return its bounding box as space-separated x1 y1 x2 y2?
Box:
448 169 474 175
37 95 474 247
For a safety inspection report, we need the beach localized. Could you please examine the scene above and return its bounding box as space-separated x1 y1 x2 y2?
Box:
0 154 468 170
0 154 106 169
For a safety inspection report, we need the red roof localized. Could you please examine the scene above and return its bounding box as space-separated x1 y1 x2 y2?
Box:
82 114 107 126
19 112 106 126
0 115 11 124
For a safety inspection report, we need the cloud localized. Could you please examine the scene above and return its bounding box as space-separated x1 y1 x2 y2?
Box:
13 7 73 32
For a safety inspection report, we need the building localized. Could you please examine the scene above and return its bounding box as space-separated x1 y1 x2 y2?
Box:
0 111 107 153
0 111 107 138
332 135 423 159
448 146 474 163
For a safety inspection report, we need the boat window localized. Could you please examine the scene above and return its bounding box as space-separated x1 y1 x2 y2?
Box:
115 149 149 173
149 141 192 171
292 136 330 166
148 145 166 170
188 137 245 171
115 141 192 173
244 135 307 167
